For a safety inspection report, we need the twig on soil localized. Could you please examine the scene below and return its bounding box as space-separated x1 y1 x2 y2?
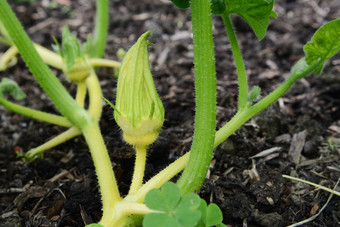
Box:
0 181 33 194
284 175 340 226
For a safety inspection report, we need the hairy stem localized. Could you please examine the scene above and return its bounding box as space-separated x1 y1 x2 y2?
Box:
129 145 148 195
82 123 121 226
176 0 217 194
126 152 190 203
25 127 81 160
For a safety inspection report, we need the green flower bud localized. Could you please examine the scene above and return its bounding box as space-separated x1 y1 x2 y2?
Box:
63 57 91 82
114 31 164 146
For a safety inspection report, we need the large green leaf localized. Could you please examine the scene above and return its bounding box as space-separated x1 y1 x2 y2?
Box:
225 0 277 40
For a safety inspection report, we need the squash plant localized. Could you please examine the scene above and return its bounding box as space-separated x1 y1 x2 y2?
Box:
0 0 340 226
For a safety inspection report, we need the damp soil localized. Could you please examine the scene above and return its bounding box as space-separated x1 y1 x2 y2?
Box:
1 0 340 226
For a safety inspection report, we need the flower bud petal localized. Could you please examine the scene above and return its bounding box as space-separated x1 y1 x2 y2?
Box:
115 31 164 146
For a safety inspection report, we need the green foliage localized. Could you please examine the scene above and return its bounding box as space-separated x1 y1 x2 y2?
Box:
53 26 91 70
113 31 164 146
0 78 26 100
225 0 277 40
248 85 261 104
144 182 225 227
198 200 226 227
211 0 226 15
61 26 83 69
171 0 190 9
304 19 340 75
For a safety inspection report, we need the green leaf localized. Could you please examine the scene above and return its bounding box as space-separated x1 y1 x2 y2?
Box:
205 203 223 226
52 36 62 56
198 199 224 227
211 0 226 15
175 194 201 226
171 0 190 9
225 0 276 40
304 19 340 74
144 182 202 227
84 35 94 57
0 78 26 100
145 182 181 212
61 26 83 69
248 85 261 103
143 213 179 227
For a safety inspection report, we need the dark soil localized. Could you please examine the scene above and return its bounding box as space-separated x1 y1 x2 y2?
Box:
1 0 340 226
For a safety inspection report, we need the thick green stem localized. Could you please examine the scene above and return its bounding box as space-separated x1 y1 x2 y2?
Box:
222 13 248 110
92 0 109 58
176 0 217 194
0 1 91 128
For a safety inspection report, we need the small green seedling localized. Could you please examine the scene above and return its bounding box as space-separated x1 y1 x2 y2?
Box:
322 139 340 151
0 0 339 226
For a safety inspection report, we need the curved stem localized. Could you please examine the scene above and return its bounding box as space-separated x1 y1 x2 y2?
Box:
0 98 72 127
34 44 63 69
25 126 81 160
89 58 121 69
176 0 217 194
75 80 87 108
0 45 18 70
129 145 147 195
86 70 103 120
82 123 121 226
126 152 190 204
222 13 248 110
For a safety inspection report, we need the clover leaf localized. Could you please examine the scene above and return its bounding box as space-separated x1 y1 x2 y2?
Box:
145 181 181 212
304 19 340 75
225 0 277 40
144 182 202 227
144 182 226 227
198 199 225 227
